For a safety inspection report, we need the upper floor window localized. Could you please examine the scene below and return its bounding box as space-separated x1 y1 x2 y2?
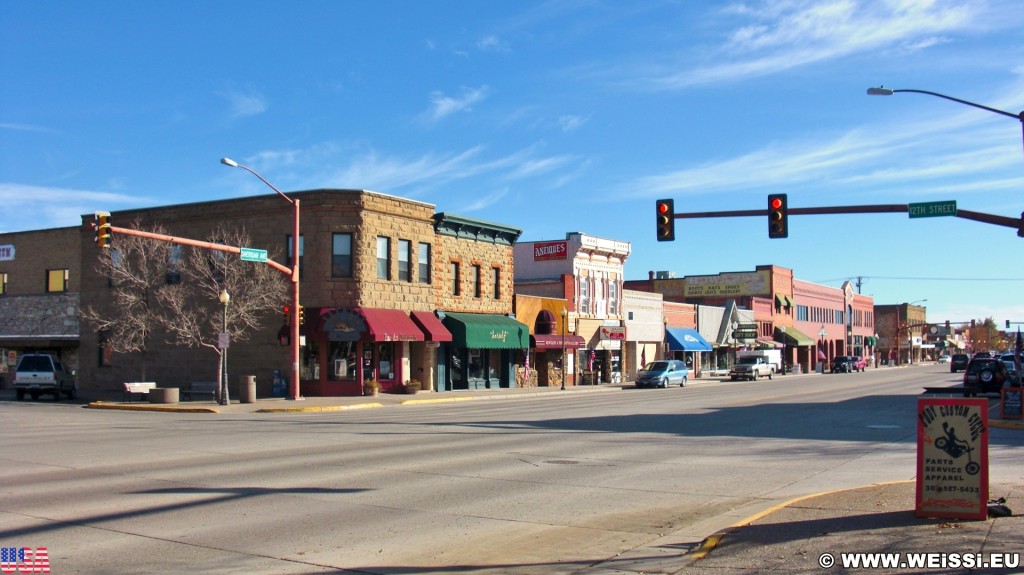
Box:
332 233 353 278
450 261 460 296
46 269 68 293
286 235 305 280
376 236 391 280
0 272 7 295
472 264 481 298
609 280 619 315
418 243 431 284
579 277 590 315
492 267 500 299
398 239 411 282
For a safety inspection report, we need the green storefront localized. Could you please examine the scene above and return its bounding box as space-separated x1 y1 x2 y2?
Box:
439 312 529 391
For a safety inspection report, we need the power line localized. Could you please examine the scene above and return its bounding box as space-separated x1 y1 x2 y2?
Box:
818 276 1024 283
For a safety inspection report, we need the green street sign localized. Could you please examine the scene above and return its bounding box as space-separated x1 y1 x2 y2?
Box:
240 247 268 262
908 200 957 219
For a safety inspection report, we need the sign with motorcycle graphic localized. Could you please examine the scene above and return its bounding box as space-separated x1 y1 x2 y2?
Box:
916 398 988 519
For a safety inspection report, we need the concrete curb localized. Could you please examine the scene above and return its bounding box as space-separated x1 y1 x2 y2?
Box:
86 401 220 414
680 480 916 566
255 402 385 413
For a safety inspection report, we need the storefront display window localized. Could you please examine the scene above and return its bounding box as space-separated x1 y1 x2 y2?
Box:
468 349 483 380
328 340 357 381
488 349 500 379
302 341 320 380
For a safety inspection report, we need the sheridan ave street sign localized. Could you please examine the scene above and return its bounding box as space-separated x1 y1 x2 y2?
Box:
909 200 957 219
240 247 268 262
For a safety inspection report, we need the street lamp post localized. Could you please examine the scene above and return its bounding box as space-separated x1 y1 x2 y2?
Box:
818 325 827 373
867 86 1024 156
221 157 302 400
219 289 230 405
561 308 567 391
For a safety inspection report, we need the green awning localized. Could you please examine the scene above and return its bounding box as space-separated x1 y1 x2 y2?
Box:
785 295 795 307
442 312 530 349
774 293 784 306
774 326 815 346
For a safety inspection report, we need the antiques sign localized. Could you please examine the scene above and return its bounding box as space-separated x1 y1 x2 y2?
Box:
533 241 568 261
916 397 988 519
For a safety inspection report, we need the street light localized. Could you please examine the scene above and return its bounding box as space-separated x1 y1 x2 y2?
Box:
560 308 567 391
818 325 827 373
221 157 302 401
219 289 230 406
867 87 1024 157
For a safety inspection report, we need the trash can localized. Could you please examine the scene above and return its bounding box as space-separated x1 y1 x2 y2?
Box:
239 375 256 403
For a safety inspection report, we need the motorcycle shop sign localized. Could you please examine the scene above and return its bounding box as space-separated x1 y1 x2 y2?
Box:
916 398 988 519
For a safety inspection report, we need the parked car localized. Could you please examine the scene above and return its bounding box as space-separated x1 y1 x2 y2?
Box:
830 355 856 373
937 355 951 364
962 357 1008 396
950 353 970 373
13 354 77 401
1000 353 1020 382
850 356 867 371
636 360 689 388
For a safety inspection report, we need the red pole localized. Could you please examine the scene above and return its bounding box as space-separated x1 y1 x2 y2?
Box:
290 200 302 400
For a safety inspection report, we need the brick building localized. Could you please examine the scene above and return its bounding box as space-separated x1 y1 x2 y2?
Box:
70 189 524 397
0 227 83 385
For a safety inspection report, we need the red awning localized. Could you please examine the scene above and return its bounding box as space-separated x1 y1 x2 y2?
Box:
531 334 586 350
410 311 452 342
355 308 424 342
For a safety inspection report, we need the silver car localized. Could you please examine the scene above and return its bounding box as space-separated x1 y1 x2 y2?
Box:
636 360 689 388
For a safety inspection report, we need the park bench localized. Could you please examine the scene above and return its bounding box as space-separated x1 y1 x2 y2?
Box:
181 381 218 401
123 382 157 402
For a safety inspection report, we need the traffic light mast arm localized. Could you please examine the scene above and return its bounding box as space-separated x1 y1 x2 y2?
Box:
108 225 293 276
671 204 1022 233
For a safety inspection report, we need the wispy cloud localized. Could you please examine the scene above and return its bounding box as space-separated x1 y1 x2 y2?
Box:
477 34 510 53
637 0 980 89
424 86 490 122
217 84 268 118
463 188 510 212
0 122 60 134
558 114 590 133
0 183 152 232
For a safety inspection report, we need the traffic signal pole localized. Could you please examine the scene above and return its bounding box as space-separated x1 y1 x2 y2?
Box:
666 203 1023 234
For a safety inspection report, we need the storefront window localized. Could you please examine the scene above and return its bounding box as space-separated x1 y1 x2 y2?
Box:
468 349 483 379
302 341 320 380
376 342 394 380
328 341 357 381
488 349 500 379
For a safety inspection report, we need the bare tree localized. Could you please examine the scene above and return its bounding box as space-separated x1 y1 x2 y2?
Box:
157 225 288 402
82 221 174 381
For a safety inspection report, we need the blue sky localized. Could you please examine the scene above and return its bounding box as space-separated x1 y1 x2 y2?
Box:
2 1 1023 328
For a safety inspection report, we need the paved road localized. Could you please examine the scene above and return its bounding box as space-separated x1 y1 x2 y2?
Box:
2 364 1021 574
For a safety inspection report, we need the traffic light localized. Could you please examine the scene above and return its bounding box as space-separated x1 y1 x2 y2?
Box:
945 320 951 331
94 211 112 248
282 305 291 325
768 194 788 238
298 305 305 325
656 199 675 242
1007 320 1011 329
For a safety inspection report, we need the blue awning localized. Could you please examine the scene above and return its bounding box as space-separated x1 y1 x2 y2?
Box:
666 328 713 352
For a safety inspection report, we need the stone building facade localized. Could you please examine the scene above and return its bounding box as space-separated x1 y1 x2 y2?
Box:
73 189 522 397
0 227 82 385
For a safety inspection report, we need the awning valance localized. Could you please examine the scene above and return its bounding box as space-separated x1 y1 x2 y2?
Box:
356 308 424 342
531 334 586 350
666 328 713 352
442 312 530 349
774 326 815 346
410 311 453 342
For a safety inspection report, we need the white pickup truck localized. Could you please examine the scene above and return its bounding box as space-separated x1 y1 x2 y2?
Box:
13 354 77 401
728 355 774 381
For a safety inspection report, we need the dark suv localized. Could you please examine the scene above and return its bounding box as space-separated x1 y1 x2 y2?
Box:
950 353 970 373
962 357 1007 396
830 356 855 373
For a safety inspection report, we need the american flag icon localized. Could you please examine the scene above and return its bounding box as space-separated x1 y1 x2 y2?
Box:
0 547 50 573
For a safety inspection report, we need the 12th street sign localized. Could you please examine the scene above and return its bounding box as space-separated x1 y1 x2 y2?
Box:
240 247 268 262
908 200 957 219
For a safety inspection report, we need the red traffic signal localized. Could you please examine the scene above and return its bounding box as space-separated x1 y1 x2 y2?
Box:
656 199 675 241
768 194 788 239
282 305 291 325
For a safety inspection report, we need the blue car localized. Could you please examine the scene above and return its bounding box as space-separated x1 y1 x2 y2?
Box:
636 360 689 388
